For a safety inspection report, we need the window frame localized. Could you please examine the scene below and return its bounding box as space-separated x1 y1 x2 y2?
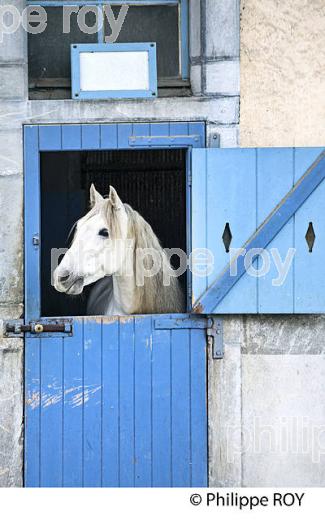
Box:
27 0 189 92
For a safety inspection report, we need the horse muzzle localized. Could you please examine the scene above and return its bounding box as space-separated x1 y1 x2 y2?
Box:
54 269 84 295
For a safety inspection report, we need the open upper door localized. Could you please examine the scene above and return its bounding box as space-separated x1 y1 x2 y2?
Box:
191 147 325 314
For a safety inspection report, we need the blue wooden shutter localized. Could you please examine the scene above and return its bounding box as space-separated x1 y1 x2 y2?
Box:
192 147 325 314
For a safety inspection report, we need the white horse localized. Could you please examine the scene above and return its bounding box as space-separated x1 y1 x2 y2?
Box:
53 184 184 315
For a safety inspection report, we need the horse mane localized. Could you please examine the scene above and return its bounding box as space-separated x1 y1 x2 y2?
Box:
123 203 184 314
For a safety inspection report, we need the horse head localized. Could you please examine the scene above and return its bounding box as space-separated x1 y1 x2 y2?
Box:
53 184 129 295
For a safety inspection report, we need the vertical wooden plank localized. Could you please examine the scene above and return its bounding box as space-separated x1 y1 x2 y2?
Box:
81 125 100 149
100 124 118 149
63 320 83 487
188 122 205 147
132 122 150 139
25 337 41 487
40 337 63 487
191 148 207 303
149 122 169 139
152 327 172 487
190 328 208 486
117 123 133 149
294 148 325 312
119 317 135 486
171 329 191 487
83 319 102 487
62 125 82 150
169 121 189 137
257 148 295 313
39 125 62 150
134 316 152 487
102 319 119 487
150 122 170 135
207 149 257 313
24 126 40 321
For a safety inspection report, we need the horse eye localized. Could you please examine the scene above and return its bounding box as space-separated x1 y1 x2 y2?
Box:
98 228 109 238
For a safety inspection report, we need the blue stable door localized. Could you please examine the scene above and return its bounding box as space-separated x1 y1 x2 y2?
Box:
25 315 207 487
24 123 208 487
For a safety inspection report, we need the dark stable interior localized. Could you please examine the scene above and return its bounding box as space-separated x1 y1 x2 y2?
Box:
40 149 187 317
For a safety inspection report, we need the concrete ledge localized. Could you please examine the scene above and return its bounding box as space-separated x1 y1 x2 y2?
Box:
0 96 239 128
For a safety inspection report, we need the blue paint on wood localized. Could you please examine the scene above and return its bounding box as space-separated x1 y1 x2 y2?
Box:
101 124 118 149
40 337 63 486
294 148 325 312
25 338 41 487
192 147 325 314
119 318 135 487
81 125 100 149
152 326 172 486
102 319 119 486
118 123 133 149
191 148 208 302
62 125 82 150
190 329 208 486
83 320 102 487
24 126 41 320
171 329 191 486
188 122 206 147
25 316 207 487
63 321 83 487
257 148 295 313
24 123 207 487
206 148 257 314
134 317 153 486
39 125 62 150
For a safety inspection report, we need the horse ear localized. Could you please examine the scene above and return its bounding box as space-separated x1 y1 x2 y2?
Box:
109 186 123 210
89 184 103 207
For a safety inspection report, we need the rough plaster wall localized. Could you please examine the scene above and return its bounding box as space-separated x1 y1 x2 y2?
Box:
240 0 325 146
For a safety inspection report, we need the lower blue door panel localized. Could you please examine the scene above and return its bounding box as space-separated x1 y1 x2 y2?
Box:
25 315 207 487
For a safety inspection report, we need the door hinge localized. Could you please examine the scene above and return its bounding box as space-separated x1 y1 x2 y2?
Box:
207 317 224 359
4 319 73 338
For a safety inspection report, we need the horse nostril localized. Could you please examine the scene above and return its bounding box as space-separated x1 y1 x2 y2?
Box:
58 273 70 283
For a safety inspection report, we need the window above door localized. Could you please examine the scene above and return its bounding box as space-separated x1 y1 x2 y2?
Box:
27 0 190 99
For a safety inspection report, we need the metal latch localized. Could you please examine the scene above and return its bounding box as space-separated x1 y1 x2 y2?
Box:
4 319 73 337
207 317 224 359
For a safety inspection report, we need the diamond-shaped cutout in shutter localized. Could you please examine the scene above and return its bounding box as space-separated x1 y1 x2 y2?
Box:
222 223 232 253
305 222 316 253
